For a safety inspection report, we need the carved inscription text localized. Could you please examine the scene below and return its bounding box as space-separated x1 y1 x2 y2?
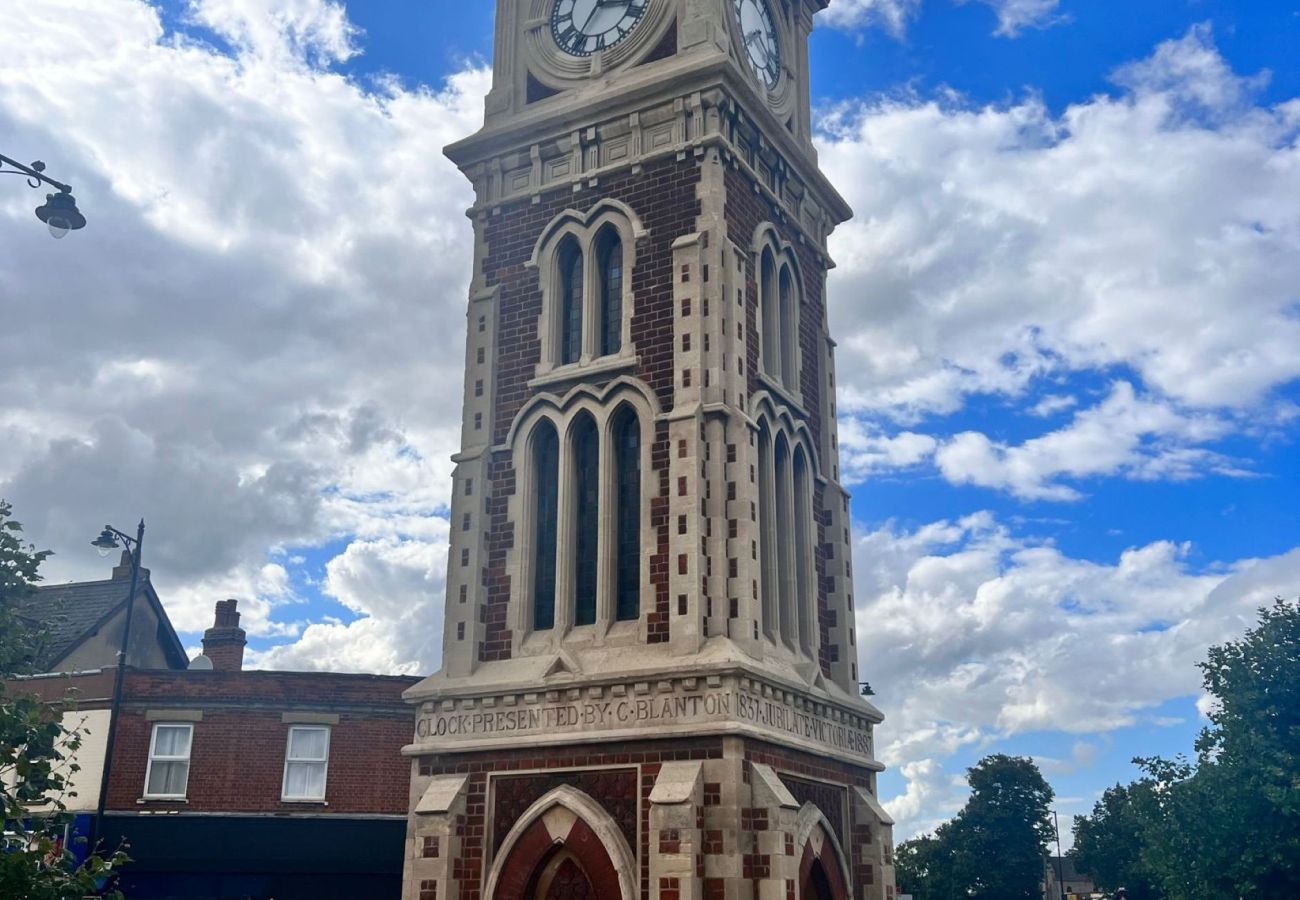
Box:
415 684 873 761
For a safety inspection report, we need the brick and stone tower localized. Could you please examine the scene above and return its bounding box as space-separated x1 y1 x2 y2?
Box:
402 2 897 898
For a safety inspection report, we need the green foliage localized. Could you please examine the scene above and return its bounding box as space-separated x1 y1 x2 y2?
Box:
894 755 1055 900
1072 599 1300 900
0 499 53 674
0 501 127 898
1071 781 1163 898
895 834 955 900
1133 598 1300 899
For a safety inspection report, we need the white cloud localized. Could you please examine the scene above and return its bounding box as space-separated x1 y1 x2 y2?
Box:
932 381 1242 500
0 0 487 669
823 0 920 37
825 0 1062 38
839 418 938 482
187 0 361 65
1029 394 1077 418
882 758 968 838
247 533 447 674
861 514 1300 835
818 25 1300 495
819 25 1300 415
964 0 1063 37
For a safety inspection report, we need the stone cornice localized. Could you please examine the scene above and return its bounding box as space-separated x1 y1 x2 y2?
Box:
402 665 883 770
446 55 852 237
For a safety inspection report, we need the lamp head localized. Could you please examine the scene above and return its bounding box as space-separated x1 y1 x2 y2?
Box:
35 190 87 239
91 528 121 557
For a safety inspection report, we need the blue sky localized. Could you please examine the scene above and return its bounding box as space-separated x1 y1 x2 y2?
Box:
2 0 1298 844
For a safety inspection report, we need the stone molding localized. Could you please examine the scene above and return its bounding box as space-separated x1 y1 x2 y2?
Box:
482 784 639 900
407 669 881 769
450 76 851 252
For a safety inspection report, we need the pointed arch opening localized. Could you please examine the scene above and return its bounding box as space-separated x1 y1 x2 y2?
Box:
485 786 636 900
757 421 777 641
779 263 798 390
570 413 600 627
596 226 624 358
531 421 560 632
611 404 641 622
529 849 594 900
803 859 838 900
774 433 796 648
558 236 584 366
793 444 815 657
760 247 780 381
796 803 853 900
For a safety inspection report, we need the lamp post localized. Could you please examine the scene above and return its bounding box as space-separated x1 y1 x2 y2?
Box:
87 520 145 854
1052 809 1067 900
0 152 87 238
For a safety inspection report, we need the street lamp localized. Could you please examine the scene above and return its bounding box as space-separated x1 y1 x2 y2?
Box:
86 520 145 854
1 152 87 238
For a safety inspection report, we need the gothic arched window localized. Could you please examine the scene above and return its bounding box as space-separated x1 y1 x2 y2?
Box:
779 264 798 389
774 434 796 648
760 247 780 380
558 237 584 366
532 421 560 631
571 414 600 627
597 227 624 358
757 422 777 640
793 445 814 656
612 406 641 622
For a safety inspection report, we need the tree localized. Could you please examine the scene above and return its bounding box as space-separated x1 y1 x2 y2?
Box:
895 833 956 900
0 498 53 673
1072 781 1164 898
895 755 1055 900
947 755 1056 900
1135 598 1300 899
0 499 127 898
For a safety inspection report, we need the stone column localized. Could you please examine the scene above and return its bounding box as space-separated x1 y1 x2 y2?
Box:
403 774 470 900
650 761 706 900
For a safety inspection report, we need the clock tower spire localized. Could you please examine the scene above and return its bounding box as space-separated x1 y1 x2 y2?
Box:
402 3 897 898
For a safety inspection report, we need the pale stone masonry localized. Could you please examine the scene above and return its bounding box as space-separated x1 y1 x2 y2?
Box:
403 2 897 898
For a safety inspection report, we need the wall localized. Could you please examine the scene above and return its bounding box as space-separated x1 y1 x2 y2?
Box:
105 670 419 815
468 153 704 662
57 599 175 672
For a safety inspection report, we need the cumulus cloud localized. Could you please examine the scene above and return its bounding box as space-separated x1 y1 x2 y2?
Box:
819 25 1300 498
0 0 485 649
187 0 361 65
963 0 1063 37
247 532 447 673
882 758 968 838
859 513 1300 835
933 381 1243 501
823 0 920 37
825 0 1062 38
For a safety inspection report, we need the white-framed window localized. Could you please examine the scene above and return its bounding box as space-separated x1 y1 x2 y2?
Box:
281 725 331 802
144 722 193 799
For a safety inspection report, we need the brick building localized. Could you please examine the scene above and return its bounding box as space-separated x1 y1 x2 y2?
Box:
14 600 420 899
401 2 897 899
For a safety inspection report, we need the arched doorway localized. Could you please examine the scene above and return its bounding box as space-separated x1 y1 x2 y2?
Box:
803 858 836 900
527 848 594 900
485 787 636 900
796 804 851 900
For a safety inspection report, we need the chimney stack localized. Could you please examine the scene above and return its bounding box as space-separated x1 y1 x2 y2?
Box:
201 599 247 672
112 549 150 583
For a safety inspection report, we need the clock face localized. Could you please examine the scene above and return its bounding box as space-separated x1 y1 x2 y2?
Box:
551 0 649 58
733 0 781 88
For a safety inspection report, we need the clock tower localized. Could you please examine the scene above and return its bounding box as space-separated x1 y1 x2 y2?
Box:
401 2 897 898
